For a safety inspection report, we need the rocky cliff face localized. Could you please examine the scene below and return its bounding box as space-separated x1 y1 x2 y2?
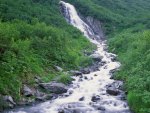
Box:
84 16 105 41
60 1 105 42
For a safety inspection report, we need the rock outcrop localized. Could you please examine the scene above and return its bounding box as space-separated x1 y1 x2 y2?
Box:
39 82 68 94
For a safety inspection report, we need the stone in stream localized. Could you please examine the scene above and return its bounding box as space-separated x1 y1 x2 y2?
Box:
39 81 68 94
90 53 102 62
84 76 88 80
70 70 82 76
80 68 90 74
35 90 53 101
94 74 98 76
90 63 100 72
106 87 120 96
91 95 101 102
79 97 85 101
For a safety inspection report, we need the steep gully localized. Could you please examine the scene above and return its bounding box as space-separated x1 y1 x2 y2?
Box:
6 1 131 113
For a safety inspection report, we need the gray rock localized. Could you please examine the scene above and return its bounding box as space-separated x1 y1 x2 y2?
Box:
23 85 34 97
97 106 105 111
39 82 68 94
90 53 102 62
106 87 120 96
35 94 53 101
80 68 90 74
2 95 16 109
84 76 88 80
79 97 85 101
3 95 16 105
84 16 105 41
70 70 82 76
91 95 101 102
54 66 63 72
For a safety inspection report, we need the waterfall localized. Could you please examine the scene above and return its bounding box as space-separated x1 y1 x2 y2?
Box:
59 1 99 44
6 1 131 113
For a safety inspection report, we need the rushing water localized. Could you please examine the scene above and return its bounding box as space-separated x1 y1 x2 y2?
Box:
6 1 131 113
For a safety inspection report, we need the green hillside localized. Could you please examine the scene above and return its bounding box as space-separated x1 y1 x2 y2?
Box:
0 0 95 105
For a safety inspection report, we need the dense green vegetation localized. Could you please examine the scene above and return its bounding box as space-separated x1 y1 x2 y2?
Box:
0 0 95 104
64 0 150 113
109 28 150 113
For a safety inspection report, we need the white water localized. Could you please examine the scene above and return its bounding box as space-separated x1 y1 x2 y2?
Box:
7 1 131 113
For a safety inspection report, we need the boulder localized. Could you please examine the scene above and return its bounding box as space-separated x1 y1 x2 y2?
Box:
22 85 34 97
54 66 63 72
39 82 68 94
70 70 82 76
90 64 100 72
35 94 53 101
106 87 120 96
79 97 85 101
97 106 105 111
2 95 16 108
34 90 53 101
84 76 88 80
90 53 102 62
91 95 101 102
80 68 90 74
3 96 16 105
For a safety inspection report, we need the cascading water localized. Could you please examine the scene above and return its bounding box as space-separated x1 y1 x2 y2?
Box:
6 1 131 113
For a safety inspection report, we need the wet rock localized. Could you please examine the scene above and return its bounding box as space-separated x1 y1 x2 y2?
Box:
90 53 102 62
68 90 73 95
100 61 106 66
78 78 83 82
110 75 114 79
111 81 124 90
25 98 35 105
80 68 90 74
94 74 98 76
84 76 88 80
90 64 100 72
84 16 105 41
35 90 53 101
106 87 120 96
70 70 82 76
39 81 68 94
97 106 105 111
54 66 63 72
3 96 16 105
91 95 101 102
79 97 85 101
109 53 117 62
35 94 53 101
2 95 16 109
22 85 34 97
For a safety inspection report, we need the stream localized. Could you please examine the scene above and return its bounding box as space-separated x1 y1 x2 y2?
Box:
6 1 131 113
